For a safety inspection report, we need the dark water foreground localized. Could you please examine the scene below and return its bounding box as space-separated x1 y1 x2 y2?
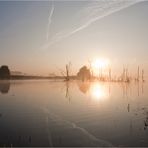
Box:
0 80 148 147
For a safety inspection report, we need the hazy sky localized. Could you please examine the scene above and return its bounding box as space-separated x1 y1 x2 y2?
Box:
0 1 148 76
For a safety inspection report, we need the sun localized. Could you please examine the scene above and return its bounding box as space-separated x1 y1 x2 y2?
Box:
92 58 110 69
91 57 110 76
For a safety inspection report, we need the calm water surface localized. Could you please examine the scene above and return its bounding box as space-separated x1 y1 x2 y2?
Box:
0 80 148 147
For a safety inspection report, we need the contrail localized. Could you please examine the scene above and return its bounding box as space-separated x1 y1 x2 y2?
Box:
44 0 144 49
67 0 143 35
46 2 54 42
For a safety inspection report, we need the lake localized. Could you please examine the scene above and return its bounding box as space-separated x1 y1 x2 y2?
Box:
0 80 148 147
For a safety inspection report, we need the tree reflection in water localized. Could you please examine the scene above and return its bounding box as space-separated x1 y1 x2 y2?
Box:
0 81 10 94
77 81 91 94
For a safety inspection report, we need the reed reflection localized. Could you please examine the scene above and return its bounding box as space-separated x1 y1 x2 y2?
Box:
76 80 145 102
65 81 71 102
0 81 10 94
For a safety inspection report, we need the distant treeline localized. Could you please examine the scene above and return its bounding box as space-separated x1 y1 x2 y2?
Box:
0 65 83 80
10 75 77 80
0 65 78 80
1 64 144 83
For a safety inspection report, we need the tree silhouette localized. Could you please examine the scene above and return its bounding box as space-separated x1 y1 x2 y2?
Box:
0 65 10 79
77 66 91 81
59 62 71 81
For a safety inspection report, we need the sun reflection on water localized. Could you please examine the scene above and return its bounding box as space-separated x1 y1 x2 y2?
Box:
90 83 108 101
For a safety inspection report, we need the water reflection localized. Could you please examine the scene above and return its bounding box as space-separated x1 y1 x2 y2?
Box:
0 80 148 146
144 115 148 130
65 81 71 102
0 81 10 94
89 83 108 101
127 103 130 112
77 81 90 94
77 81 145 101
143 108 148 130
77 81 109 100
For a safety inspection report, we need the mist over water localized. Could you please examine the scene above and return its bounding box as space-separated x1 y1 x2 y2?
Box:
0 80 148 147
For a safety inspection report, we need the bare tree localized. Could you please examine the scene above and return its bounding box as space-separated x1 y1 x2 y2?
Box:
59 62 71 81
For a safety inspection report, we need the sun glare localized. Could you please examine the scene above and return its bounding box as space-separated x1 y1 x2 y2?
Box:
90 83 108 101
91 58 110 75
92 58 110 69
